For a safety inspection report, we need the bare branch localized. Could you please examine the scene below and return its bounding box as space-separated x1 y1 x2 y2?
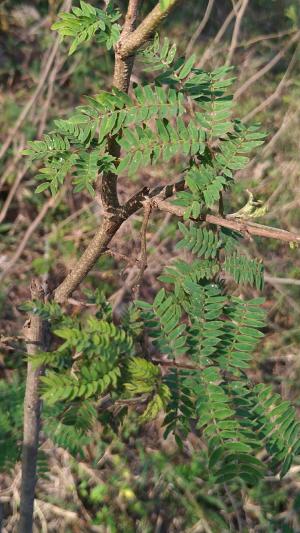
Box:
152 198 300 245
235 31 300 100
243 43 299 121
186 0 215 57
0 0 72 162
197 0 243 68
225 0 249 66
0 195 58 282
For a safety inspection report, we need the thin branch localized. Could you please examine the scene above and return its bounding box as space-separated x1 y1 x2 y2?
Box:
110 213 171 311
54 169 300 305
225 0 249 66
197 0 242 68
0 162 30 225
54 182 184 304
0 135 26 191
264 275 300 287
152 358 204 371
235 31 300 100
243 43 299 121
37 52 63 138
152 198 300 244
0 0 72 161
0 195 58 282
131 201 152 296
239 28 298 48
261 108 294 156
186 0 215 56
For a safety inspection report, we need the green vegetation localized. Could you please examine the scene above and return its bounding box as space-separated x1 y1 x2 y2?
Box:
1 0 300 531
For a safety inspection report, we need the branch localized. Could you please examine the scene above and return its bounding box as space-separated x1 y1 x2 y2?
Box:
225 0 249 67
117 0 181 59
54 216 123 303
186 0 215 57
152 198 300 244
243 42 299 122
0 0 72 162
100 0 141 209
54 168 300 305
234 31 300 100
131 201 152 296
197 0 243 68
53 181 185 303
19 280 49 533
0 194 58 282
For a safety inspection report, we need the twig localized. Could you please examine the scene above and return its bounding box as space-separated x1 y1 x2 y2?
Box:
110 213 171 311
239 28 298 48
37 54 63 138
0 135 26 191
152 198 300 244
225 0 249 66
131 201 152 296
235 31 300 100
0 195 58 282
261 108 294 155
34 500 78 523
186 0 215 56
243 43 299 121
264 275 300 286
0 0 72 161
152 358 204 371
0 162 30 224
197 0 242 68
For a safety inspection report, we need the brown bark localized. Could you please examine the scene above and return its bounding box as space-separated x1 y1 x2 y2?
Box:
117 0 181 59
19 280 49 533
54 217 122 303
152 198 300 244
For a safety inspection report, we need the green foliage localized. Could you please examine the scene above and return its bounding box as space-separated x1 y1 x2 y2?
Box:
159 259 220 301
23 134 71 160
136 289 187 359
224 254 264 290
186 282 226 366
14 24 300 490
163 368 194 443
176 222 265 290
0 380 24 470
52 1 121 55
140 34 177 71
117 118 205 176
176 222 221 259
125 358 171 422
218 296 266 371
251 384 300 478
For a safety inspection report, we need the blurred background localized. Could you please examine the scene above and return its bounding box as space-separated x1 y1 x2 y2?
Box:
1 0 300 531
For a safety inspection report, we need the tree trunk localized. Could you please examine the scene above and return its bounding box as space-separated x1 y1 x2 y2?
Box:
19 280 48 533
